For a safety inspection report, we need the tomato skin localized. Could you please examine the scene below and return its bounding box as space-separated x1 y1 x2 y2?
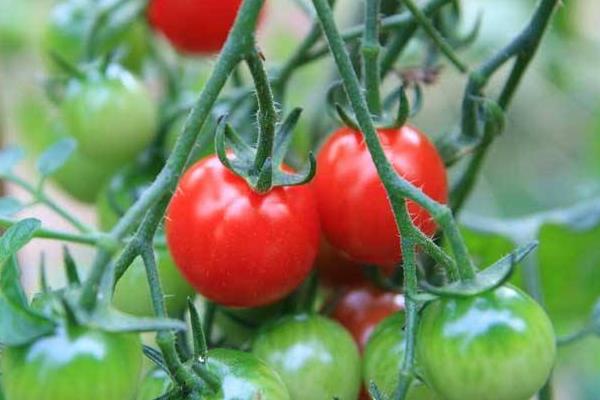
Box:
61 65 156 166
332 284 404 352
1 326 142 400
315 126 448 266
148 0 263 54
363 313 438 399
203 348 291 400
136 369 172 400
252 314 361 400
316 238 367 287
166 155 320 308
417 285 556 400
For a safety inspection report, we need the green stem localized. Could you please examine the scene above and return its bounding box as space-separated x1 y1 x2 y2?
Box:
311 0 476 281
7 175 92 233
246 48 277 180
401 0 467 73
0 217 101 246
362 0 382 115
454 0 559 213
78 0 265 311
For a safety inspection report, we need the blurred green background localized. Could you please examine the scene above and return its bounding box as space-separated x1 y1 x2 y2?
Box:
1 0 599 399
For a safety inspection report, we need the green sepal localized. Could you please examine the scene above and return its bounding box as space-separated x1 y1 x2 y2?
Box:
0 146 25 176
0 197 24 217
36 138 77 179
0 257 56 346
423 241 538 297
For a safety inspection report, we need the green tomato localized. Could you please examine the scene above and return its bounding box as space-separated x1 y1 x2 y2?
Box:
97 170 195 317
202 348 290 400
363 313 439 399
136 368 172 400
16 94 118 202
61 65 156 166
252 314 361 400
417 285 556 400
42 0 148 71
195 299 285 349
1 325 142 400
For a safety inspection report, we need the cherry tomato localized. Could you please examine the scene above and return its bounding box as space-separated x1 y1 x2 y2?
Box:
363 313 438 399
252 314 361 400
60 65 157 167
147 0 265 54
166 155 320 308
202 348 290 399
1 326 142 400
43 0 148 71
16 94 118 202
331 284 404 352
136 368 172 400
315 125 448 266
316 238 366 287
417 285 556 400
96 170 195 318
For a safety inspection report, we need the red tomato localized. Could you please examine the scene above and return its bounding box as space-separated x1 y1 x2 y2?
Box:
315 126 448 266
316 239 366 287
147 0 264 54
331 284 404 352
165 155 320 307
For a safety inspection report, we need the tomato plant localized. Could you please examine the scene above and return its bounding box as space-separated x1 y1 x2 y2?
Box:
315 126 448 266
43 0 147 71
166 155 320 308
97 169 195 317
331 283 404 352
60 65 156 166
1 326 142 400
252 314 361 400
417 285 556 400
148 0 263 54
136 369 172 400
363 313 438 399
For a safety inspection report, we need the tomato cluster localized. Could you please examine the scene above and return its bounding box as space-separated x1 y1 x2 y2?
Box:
1 0 562 399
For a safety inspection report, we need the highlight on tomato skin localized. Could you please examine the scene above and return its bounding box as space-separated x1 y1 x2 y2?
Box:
315 125 448 267
165 155 320 308
147 0 266 55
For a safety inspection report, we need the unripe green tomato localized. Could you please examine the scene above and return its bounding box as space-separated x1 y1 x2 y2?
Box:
1 326 142 400
252 314 361 400
201 348 290 400
195 298 285 348
136 368 172 400
363 313 438 399
417 285 556 400
16 95 118 202
42 0 148 71
97 173 195 318
61 65 156 166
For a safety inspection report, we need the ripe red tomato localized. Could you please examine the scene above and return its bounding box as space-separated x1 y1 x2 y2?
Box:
166 155 320 308
315 239 366 287
147 0 265 54
315 125 448 266
331 284 404 352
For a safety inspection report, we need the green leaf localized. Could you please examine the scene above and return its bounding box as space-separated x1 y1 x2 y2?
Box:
62 246 81 285
1 253 28 306
424 242 538 297
36 138 77 178
0 147 24 175
0 257 55 346
0 218 40 266
0 197 23 217
533 223 600 333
